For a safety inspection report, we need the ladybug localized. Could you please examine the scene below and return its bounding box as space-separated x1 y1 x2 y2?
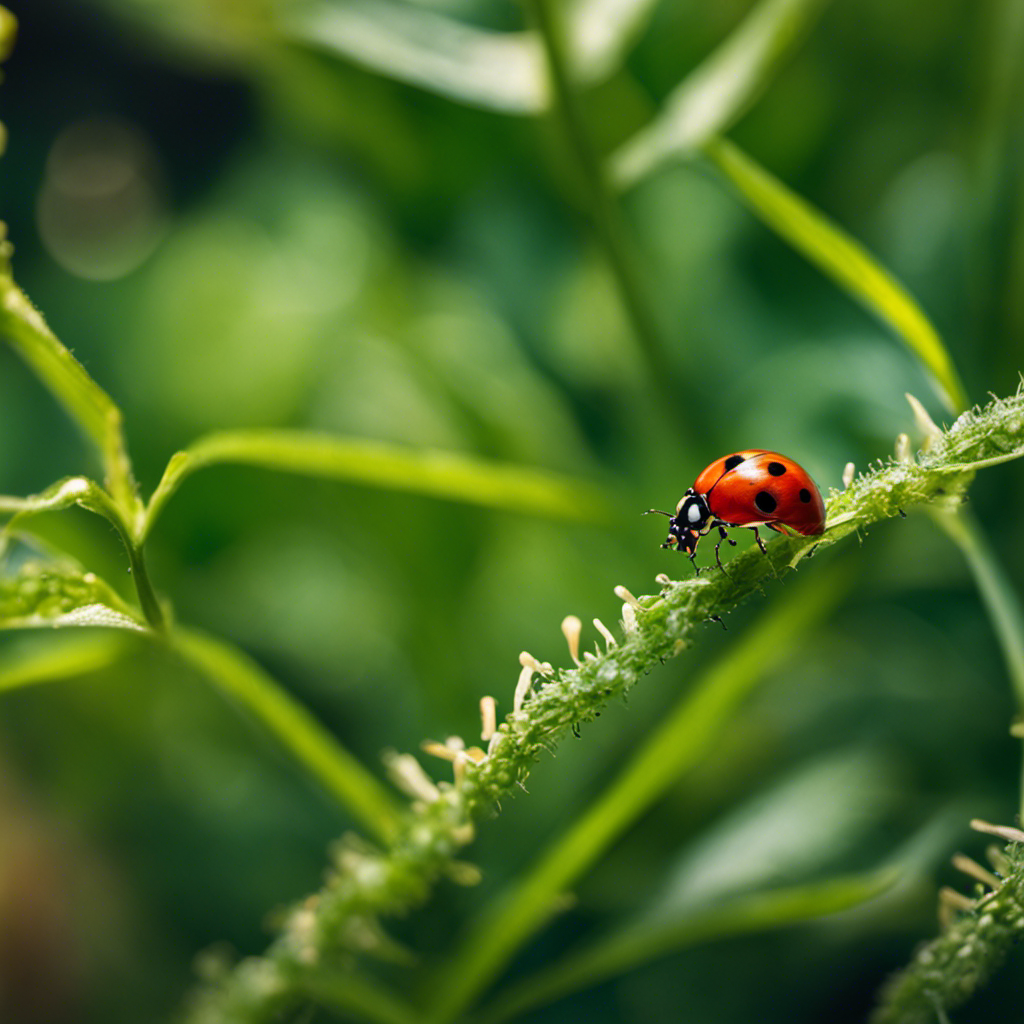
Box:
647 450 826 574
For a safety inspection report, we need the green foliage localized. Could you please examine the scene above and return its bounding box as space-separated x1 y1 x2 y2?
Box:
2 1 1024 1024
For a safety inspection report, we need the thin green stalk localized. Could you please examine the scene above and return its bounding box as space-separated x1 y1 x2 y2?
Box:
422 563 852 1024
0 244 142 524
172 627 405 842
523 0 678 417
927 506 1024 819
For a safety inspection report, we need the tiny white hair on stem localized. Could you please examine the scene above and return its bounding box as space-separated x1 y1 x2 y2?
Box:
613 585 643 612
387 753 441 803
592 617 616 647
513 651 551 713
561 615 582 665
480 696 497 741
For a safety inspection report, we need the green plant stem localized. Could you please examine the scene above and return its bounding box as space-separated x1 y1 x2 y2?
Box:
0 260 142 523
172 627 405 841
523 0 678 419
423 563 852 1024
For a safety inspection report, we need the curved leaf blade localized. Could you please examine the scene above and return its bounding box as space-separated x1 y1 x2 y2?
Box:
143 429 611 540
702 136 969 413
282 0 546 113
612 0 833 186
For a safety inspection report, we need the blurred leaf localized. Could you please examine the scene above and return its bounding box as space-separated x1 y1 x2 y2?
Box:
612 0 833 186
566 0 663 81
282 0 546 113
0 562 147 632
172 627 405 841
142 429 611 540
702 136 969 413
0 634 129 693
281 0 661 114
0 253 140 516
425 563 854 1023
479 869 897 1023
0 6 15 63
649 748 898 914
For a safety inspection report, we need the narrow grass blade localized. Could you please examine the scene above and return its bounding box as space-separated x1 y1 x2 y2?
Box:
479 870 896 1024
702 137 969 413
423 563 853 1024
142 429 610 541
613 0 832 187
927 507 1024 818
0 249 140 518
0 635 130 693
172 627 404 842
281 0 546 113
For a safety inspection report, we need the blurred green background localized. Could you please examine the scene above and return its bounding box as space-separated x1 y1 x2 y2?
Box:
1 0 1023 1021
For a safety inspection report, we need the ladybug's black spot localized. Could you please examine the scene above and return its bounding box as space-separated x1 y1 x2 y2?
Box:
767 461 787 476
723 454 745 470
754 491 778 515
799 488 812 503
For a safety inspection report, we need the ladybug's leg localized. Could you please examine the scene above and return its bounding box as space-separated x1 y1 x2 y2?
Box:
749 524 765 557
712 525 735 576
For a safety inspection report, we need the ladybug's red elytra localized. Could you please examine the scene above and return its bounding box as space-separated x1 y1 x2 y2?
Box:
647 450 826 574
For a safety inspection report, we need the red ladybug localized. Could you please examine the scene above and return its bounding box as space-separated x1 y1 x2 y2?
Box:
647 450 826 573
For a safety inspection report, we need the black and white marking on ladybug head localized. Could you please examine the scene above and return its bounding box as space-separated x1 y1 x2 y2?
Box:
674 490 711 532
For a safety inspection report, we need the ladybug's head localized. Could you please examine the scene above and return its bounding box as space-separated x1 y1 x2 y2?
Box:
654 489 710 555
673 489 711 534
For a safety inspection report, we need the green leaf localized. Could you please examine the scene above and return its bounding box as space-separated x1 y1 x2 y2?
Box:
424 563 854 1024
0 562 147 633
142 429 610 540
701 136 969 413
0 634 130 693
281 0 546 113
647 749 899 916
0 476 101 519
0 258 141 518
612 0 833 186
280 0 660 114
172 627 405 842
478 870 897 1023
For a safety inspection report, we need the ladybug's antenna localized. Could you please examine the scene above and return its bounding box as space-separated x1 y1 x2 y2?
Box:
643 509 673 517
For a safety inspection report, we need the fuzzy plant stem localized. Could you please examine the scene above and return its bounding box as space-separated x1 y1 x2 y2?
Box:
181 391 1024 1024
